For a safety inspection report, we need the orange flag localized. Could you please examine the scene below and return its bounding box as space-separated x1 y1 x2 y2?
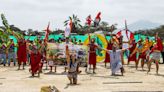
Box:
44 22 50 42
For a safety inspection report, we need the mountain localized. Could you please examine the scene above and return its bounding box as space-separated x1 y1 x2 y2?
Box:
122 20 161 32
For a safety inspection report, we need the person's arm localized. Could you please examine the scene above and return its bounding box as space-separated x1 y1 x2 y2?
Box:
99 46 111 54
130 47 138 57
12 31 20 40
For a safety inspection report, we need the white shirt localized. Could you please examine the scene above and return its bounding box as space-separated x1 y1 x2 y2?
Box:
108 50 122 62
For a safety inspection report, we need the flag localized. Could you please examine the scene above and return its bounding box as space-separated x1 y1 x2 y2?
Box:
64 26 71 37
86 15 92 26
116 30 122 38
69 18 73 32
96 12 101 21
125 20 128 30
94 12 101 27
44 22 50 42
96 36 103 56
116 30 134 41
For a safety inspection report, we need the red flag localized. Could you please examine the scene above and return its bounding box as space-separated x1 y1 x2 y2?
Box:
130 32 134 40
86 15 92 26
126 29 129 40
44 22 50 42
116 30 122 38
96 12 101 20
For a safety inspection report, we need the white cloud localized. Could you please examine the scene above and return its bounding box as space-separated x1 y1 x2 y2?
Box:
0 0 164 30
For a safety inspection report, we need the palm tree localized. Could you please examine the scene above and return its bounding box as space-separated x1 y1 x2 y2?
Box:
64 14 82 33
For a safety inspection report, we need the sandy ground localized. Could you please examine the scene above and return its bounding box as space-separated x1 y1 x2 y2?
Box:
0 60 164 92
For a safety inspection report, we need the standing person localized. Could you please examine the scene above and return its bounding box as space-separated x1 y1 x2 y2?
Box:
128 39 137 65
147 33 163 74
29 44 42 77
102 44 125 76
0 41 7 66
104 39 113 68
26 40 31 65
161 39 164 64
88 38 98 74
12 32 27 70
131 40 146 70
17 38 27 70
8 39 17 66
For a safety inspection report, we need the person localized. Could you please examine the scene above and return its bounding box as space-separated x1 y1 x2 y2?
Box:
128 39 137 65
102 44 125 76
12 32 27 70
147 33 163 74
40 40 47 71
29 44 42 77
78 40 83 45
88 38 98 73
67 50 79 85
17 38 27 70
26 40 31 65
0 42 7 66
130 39 146 70
8 39 17 66
161 39 164 64
64 44 71 72
104 39 113 68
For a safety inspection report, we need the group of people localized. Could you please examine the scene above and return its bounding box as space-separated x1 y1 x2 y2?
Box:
0 32 164 85
87 33 164 76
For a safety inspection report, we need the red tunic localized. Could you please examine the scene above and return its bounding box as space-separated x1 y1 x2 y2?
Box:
30 52 42 74
89 43 97 65
139 51 146 59
17 41 27 63
128 43 137 62
104 43 113 63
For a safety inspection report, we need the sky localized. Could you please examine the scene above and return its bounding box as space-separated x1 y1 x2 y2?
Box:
0 0 164 31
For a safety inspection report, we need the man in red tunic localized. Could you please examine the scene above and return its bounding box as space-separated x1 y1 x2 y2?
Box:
88 38 98 73
104 39 113 68
128 39 137 65
30 45 42 77
17 38 27 70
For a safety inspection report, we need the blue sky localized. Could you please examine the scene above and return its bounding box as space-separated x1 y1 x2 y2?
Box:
0 0 164 30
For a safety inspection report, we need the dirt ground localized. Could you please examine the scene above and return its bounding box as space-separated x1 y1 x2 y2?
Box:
0 60 164 92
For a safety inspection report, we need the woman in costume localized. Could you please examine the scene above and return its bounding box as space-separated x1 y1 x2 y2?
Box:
147 33 163 74
88 38 98 73
131 39 147 70
128 39 137 65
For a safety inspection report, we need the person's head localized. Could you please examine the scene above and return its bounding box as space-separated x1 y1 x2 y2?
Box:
10 39 13 43
146 37 149 42
91 38 95 43
138 39 142 45
65 37 69 42
112 44 117 52
66 45 69 51
109 39 113 44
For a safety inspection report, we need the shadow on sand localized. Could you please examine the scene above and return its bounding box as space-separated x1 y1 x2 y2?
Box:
64 83 80 89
